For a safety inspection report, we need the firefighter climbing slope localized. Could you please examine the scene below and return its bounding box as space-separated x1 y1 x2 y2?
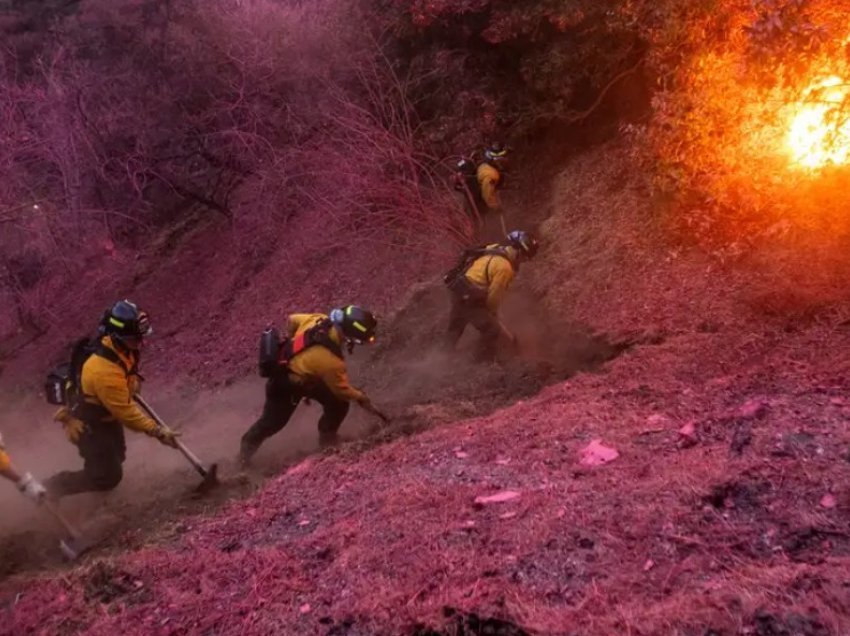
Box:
0 433 47 502
444 230 540 359
454 142 511 233
44 300 179 498
240 305 387 465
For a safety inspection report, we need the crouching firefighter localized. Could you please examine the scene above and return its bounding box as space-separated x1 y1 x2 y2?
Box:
44 300 179 498
444 230 539 358
0 433 47 503
240 306 381 465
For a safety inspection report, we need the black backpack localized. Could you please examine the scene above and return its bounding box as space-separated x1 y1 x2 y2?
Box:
443 246 512 285
443 245 514 302
258 319 343 378
453 158 478 192
44 337 130 406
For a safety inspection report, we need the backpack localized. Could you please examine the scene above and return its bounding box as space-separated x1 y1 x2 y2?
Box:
443 245 513 303
452 158 478 193
44 337 132 406
258 319 344 378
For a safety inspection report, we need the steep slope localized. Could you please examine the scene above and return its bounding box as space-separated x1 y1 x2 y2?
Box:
5 317 850 635
3 141 850 635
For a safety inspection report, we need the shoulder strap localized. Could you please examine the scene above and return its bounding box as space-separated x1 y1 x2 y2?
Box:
282 319 344 363
309 319 344 359
94 344 135 377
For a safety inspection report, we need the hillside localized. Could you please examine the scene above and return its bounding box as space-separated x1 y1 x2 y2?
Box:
2 141 849 635
3 1 850 634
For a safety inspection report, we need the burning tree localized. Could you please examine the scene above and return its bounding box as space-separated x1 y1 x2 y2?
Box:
642 0 850 249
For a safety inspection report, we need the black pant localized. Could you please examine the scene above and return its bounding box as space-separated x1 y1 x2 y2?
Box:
445 294 500 355
240 374 350 459
46 422 126 497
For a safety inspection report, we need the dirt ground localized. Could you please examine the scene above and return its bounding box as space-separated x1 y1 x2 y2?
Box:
0 270 626 581
3 319 849 635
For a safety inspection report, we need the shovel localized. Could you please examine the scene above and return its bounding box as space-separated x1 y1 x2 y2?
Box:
43 500 94 561
135 395 219 494
359 401 391 425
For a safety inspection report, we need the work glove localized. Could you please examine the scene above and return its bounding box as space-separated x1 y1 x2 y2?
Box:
54 407 85 444
18 473 47 503
152 427 181 449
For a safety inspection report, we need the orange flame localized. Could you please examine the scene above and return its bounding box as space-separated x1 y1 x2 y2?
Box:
787 75 850 169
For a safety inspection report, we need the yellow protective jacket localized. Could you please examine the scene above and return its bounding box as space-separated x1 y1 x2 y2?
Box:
477 163 502 210
285 314 367 403
79 336 158 435
465 245 518 313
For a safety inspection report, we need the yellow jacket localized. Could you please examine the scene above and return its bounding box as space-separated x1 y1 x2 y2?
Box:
80 336 158 435
477 163 502 210
285 314 367 403
0 448 9 472
465 245 518 312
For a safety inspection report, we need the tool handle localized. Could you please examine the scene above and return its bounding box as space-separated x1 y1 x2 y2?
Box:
175 440 208 476
361 402 390 423
135 395 208 477
44 500 82 539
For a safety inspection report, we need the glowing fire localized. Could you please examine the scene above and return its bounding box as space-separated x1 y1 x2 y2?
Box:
787 75 850 169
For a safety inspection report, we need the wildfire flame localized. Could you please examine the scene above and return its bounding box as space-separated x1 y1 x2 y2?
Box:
787 75 850 169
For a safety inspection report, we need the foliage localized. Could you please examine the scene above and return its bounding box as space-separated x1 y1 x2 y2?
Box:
0 0 464 332
372 0 648 148
639 0 850 251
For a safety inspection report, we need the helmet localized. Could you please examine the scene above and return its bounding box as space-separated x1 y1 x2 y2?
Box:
329 305 377 344
100 300 152 339
484 141 509 164
506 230 539 259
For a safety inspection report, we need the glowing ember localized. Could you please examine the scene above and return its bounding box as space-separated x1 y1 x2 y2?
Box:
787 75 850 169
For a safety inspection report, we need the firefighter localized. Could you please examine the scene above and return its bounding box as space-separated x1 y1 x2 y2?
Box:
240 305 380 465
476 142 509 216
0 434 46 502
454 142 510 230
444 230 539 357
44 300 179 498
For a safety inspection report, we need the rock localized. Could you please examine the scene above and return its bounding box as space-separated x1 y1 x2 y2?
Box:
579 439 619 467
820 493 837 509
678 421 699 448
646 414 670 427
737 399 768 420
455 451 469 459
300 603 312 614
499 511 517 520
643 559 655 571
474 490 521 505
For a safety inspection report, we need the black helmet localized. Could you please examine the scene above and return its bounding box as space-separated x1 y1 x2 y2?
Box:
329 305 377 344
484 141 509 164
100 300 152 339
506 230 539 259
